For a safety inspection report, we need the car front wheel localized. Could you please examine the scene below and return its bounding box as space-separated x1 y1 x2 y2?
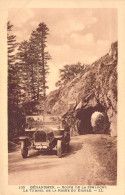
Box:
21 141 28 158
57 140 62 158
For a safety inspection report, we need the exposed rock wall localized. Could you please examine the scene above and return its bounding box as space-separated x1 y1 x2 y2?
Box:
46 42 118 136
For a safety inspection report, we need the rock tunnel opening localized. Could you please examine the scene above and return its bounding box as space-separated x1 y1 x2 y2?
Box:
76 104 106 135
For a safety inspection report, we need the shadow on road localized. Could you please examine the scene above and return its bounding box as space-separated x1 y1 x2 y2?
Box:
63 137 83 157
28 150 57 158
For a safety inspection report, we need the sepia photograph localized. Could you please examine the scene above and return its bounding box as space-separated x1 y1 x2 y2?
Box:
7 8 118 186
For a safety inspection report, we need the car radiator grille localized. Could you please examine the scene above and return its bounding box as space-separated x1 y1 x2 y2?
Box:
34 131 46 142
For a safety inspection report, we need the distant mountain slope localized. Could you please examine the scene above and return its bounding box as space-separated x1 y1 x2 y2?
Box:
46 42 118 136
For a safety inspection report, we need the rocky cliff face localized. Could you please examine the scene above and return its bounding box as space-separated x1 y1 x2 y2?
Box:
46 42 118 136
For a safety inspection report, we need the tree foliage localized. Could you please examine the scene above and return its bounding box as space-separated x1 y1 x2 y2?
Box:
7 21 18 65
36 23 51 97
8 21 21 139
16 23 51 106
56 62 87 87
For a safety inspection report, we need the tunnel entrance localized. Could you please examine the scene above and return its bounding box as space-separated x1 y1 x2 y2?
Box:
76 104 105 135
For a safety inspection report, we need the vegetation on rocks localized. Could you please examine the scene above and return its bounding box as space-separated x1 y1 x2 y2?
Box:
91 111 110 134
55 62 88 88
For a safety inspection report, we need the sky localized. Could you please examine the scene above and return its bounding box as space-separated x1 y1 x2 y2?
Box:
8 8 117 93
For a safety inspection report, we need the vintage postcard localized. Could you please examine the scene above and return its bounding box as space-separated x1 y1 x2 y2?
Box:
0 0 125 195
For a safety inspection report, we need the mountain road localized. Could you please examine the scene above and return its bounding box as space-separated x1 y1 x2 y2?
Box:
8 134 117 185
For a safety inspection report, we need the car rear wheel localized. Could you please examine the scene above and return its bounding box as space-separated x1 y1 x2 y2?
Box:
57 140 62 158
21 141 28 158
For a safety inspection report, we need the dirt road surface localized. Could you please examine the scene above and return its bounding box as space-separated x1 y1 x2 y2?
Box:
8 134 117 185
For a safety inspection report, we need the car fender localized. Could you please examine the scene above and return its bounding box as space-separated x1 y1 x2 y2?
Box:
19 136 29 141
19 136 31 146
54 135 63 139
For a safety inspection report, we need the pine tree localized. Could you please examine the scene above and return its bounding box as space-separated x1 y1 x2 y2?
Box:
36 23 51 99
7 21 19 138
8 21 19 109
15 23 51 114
29 30 42 101
16 40 32 105
7 21 18 65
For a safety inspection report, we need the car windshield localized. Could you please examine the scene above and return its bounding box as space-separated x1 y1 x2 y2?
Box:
26 115 62 129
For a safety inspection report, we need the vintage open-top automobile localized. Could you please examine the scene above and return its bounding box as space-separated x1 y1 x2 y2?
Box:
19 115 70 158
